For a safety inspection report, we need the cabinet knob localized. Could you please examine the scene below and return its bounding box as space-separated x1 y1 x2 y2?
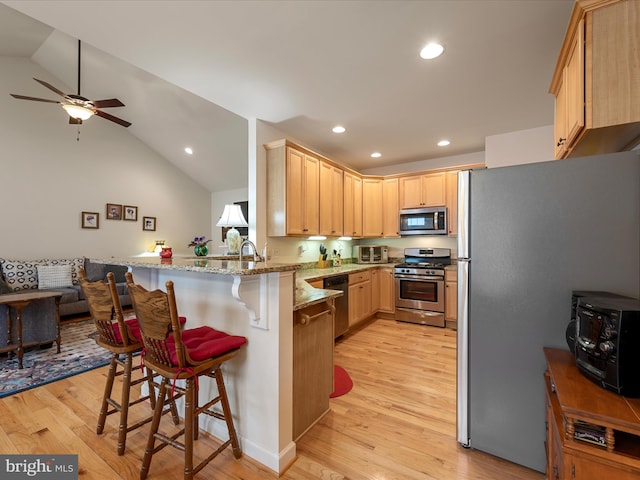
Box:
557 138 566 147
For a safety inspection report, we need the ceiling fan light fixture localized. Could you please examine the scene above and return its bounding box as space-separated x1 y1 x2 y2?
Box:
62 104 94 121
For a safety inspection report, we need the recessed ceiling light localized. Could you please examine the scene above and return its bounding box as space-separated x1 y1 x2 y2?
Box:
420 42 444 60
437 140 450 147
332 125 346 134
184 147 193 155
371 152 382 158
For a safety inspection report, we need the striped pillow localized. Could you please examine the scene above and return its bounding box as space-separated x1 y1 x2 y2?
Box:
37 265 73 289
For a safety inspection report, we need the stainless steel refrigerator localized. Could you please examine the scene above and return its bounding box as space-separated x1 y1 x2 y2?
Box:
456 150 640 472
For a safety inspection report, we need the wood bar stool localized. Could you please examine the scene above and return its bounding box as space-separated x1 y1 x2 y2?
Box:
125 272 247 480
78 268 180 456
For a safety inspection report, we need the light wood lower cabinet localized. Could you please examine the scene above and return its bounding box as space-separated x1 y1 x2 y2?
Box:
444 268 457 329
376 267 395 313
293 300 334 440
348 270 371 326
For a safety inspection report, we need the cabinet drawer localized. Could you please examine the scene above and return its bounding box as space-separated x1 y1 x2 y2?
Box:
349 270 371 285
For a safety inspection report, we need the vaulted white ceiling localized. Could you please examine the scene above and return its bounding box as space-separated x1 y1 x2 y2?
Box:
1 0 574 192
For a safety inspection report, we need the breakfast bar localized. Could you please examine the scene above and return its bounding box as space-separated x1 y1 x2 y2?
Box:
90 256 340 475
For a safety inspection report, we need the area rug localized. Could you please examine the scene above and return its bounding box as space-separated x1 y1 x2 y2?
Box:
330 365 353 398
0 320 111 398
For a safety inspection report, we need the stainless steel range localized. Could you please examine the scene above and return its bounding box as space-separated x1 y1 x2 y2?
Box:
394 247 451 327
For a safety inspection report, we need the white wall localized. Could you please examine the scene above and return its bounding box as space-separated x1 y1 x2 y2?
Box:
0 57 212 259
485 125 554 167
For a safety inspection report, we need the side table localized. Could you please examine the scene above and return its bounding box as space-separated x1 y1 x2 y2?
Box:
0 291 63 368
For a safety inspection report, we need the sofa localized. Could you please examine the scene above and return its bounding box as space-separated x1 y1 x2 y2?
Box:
0 257 131 317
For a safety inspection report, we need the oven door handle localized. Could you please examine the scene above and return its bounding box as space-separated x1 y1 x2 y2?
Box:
394 274 444 281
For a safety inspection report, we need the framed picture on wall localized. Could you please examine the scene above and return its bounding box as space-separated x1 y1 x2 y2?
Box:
143 216 156 231
123 205 138 221
81 212 99 229
221 200 249 241
106 203 122 220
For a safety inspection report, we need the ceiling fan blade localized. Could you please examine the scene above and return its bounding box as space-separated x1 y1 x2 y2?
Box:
92 98 125 109
32 78 68 98
95 109 132 128
10 94 60 104
69 117 82 125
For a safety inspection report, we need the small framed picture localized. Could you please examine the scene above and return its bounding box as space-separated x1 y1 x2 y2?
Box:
143 216 156 231
106 203 123 220
81 211 99 229
123 205 138 221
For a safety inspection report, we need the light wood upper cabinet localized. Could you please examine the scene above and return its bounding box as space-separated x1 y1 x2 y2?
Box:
445 171 458 237
554 19 585 159
362 178 383 237
382 178 399 237
344 172 363 237
550 0 640 159
319 161 344 237
266 143 319 236
399 172 446 208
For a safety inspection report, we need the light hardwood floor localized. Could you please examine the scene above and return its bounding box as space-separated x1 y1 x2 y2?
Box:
0 318 543 479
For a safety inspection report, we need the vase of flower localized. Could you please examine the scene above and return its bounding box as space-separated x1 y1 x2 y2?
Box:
188 236 212 257
194 245 208 257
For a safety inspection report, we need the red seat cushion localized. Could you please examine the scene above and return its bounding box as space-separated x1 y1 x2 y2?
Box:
166 326 247 364
112 316 187 345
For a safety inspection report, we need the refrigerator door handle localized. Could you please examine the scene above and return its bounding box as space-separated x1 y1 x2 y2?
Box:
457 259 471 447
458 170 470 260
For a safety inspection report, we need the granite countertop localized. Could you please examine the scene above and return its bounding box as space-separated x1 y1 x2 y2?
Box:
293 279 343 311
294 262 396 311
90 256 301 276
296 262 396 282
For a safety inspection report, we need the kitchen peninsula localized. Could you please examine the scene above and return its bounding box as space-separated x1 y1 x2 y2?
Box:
90 256 339 475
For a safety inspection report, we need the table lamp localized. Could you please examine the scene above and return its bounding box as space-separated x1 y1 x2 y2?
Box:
216 204 248 255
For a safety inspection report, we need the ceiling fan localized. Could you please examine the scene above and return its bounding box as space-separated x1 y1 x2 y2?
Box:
10 39 131 128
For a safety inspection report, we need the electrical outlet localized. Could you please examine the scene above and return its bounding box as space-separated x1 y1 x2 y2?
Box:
272 248 279 256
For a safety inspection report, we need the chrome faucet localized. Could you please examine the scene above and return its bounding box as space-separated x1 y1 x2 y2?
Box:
239 239 263 263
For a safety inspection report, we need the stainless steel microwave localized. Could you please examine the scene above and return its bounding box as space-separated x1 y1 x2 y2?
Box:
399 206 447 235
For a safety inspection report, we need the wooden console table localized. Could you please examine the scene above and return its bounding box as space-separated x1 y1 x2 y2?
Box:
0 291 62 368
544 347 640 479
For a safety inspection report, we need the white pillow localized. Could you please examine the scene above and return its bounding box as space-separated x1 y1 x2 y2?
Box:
37 264 73 289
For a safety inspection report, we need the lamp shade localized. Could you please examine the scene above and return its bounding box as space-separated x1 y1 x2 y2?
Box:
62 104 94 120
216 204 248 227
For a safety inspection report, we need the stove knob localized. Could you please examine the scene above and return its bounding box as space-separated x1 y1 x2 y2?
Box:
603 327 616 340
599 341 615 354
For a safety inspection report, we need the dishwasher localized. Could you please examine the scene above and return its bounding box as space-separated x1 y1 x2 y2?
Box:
323 274 349 339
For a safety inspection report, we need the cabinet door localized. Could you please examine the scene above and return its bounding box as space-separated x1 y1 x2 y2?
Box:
293 301 334 439
565 19 584 149
362 178 383 237
554 73 568 159
378 267 395 313
371 269 381 313
445 171 458 236
348 283 361 326
423 173 446 206
399 175 423 208
286 148 306 234
382 178 399 237
344 172 363 237
445 281 457 325
568 454 640 480
286 148 319 235
319 162 343 236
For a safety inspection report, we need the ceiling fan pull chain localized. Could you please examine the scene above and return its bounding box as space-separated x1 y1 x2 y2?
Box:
77 125 81 142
